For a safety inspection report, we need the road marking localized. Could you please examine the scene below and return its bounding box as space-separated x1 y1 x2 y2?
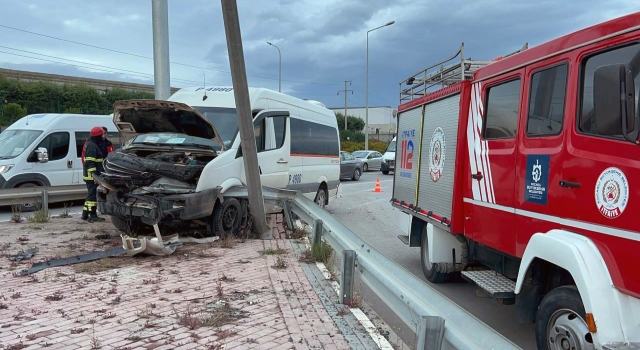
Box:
336 198 390 211
300 233 394 350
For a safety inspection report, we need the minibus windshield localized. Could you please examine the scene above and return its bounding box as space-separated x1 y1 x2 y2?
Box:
0 129 43 159
192 106 239 149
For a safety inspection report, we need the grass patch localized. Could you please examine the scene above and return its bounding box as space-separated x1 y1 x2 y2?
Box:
219 236 235 249
10 204 23 223
311 241 333 264
26 203 50 224
178 301 247 330
271 256 288 269
55 204 72 219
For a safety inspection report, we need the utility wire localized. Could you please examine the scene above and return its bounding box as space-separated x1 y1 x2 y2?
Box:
0 24 341 87
0 49 212 87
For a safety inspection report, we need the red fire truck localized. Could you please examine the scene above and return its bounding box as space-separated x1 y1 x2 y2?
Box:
392 12 640 350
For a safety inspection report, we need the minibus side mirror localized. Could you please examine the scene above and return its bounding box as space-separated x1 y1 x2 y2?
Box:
35 147 49 163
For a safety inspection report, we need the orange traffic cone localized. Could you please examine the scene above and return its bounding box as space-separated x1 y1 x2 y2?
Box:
373 178 383 192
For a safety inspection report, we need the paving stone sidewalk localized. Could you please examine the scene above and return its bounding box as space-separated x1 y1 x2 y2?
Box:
0 213 377 349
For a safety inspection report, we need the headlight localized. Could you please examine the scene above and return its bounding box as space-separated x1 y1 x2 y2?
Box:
0 165 14 174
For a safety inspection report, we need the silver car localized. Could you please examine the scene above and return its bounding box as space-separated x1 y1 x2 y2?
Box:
352 150 383 172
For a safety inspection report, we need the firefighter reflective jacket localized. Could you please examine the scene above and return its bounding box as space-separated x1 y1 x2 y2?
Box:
82 139 114 164
82 138 104 181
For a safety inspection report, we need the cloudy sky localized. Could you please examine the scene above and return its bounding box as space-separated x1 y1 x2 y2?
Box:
0 0 638 109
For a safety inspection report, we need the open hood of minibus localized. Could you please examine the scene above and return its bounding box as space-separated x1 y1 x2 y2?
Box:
112 99 225 150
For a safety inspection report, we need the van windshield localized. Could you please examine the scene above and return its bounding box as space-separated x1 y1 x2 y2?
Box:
0 129 43 159
191 106 239 149
386 140 396 153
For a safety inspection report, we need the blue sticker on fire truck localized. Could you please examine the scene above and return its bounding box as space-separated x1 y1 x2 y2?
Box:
399 129 416 179
525 155 550 205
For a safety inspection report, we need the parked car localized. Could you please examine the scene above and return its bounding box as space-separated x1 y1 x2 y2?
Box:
352 150 383 172
339 151 363 181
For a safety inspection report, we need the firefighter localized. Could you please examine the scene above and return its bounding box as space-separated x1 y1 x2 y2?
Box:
81 126 106 222
100 126 115 156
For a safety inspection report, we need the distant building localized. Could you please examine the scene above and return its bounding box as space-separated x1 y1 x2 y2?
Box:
0 68 179 95
328 106 397 142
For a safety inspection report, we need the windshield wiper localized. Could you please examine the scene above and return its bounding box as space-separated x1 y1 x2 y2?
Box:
179 143 216 150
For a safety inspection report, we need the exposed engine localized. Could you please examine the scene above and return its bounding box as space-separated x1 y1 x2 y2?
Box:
100 151 215 193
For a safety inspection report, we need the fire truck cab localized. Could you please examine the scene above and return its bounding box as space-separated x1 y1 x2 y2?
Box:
392 12 640 350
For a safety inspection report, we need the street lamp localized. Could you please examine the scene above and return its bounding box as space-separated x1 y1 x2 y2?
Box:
365 20 395 150
266 41 281 92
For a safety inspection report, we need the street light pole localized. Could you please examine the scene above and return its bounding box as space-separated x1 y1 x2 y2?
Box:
266 42 281 92
365 20 395 150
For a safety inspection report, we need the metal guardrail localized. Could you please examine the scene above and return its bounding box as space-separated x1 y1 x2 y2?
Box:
227 186 521 350
0 185 86 208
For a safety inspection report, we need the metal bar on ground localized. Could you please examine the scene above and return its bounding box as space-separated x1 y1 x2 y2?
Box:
220 0 270 239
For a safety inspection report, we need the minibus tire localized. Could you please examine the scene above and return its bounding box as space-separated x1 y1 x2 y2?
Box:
212 197 242 237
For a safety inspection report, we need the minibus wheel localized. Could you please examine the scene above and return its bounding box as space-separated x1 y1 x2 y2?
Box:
212 197 242 237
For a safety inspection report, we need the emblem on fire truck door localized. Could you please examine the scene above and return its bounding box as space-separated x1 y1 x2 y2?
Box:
429 127 446 182
595 167 629 219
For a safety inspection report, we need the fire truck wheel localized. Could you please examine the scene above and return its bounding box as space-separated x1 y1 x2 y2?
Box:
420 229 451 283
382 171 390 175
535 285 594 350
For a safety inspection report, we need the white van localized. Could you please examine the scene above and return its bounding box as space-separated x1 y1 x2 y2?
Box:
96 86 341 236
381 136 396 175
0 113 118 211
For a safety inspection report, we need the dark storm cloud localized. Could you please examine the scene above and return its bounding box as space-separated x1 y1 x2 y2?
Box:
0 0 637 108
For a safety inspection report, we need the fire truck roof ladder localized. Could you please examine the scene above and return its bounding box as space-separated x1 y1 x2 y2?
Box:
399 42 528 104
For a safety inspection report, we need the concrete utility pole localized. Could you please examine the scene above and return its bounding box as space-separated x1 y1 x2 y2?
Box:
337 80 352 130
221 0 270 239
151 0 171 100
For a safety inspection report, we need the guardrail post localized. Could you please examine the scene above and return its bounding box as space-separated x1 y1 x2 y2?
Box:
416 316 445 350
41 190 49 212
339 249 356 305
313 219 323 245
281 200 295 230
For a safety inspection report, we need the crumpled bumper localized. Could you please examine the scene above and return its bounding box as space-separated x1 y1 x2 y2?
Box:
95 176 222 226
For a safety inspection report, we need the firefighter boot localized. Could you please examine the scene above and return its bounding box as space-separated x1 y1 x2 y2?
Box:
81 210 88 221
88 207 105 223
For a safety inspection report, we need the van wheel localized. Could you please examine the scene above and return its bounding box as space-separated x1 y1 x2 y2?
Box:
314 187 327 209
535 286 594 350
15 183 39 213
382 171 389 175
352 168 361 181
212 197 242 237
420 228 452 283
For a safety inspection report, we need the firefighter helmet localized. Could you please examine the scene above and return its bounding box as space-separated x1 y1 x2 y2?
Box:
90 126 104 136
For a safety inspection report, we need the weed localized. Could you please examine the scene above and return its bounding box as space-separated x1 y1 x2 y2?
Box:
10 292 22 299
44 291 64 301
0 303 7 309
136 303 158 319
336 307 348 316
169 269 179 274
220 235 235 249
57 204 72 218
272 256 288 269
311 241 333 264
25 333 36 340
216 280 224 298
27 203 50 223
218 273 235 282
246 338 258 344
259 248 286 256
107 286 117 295
10 205 23 223
103 312 116 319
143 320 156 328
5 341 25 350
70 328 87 334
16 236 29 242
298 249 315 263
344 290 364 309
125 335 142 341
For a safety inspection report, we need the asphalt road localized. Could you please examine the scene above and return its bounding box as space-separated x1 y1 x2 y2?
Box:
330 170 536 350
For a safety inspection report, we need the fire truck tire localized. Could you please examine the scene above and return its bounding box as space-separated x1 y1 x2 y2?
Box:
420 229 452 283
534 285 593 350
382 171 390 175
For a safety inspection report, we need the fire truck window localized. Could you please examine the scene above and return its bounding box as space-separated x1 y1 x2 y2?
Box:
527 63 568 136
579 43 640 136
483 79 521 139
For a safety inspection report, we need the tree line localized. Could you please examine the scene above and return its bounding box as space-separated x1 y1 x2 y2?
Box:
0 74 154 126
